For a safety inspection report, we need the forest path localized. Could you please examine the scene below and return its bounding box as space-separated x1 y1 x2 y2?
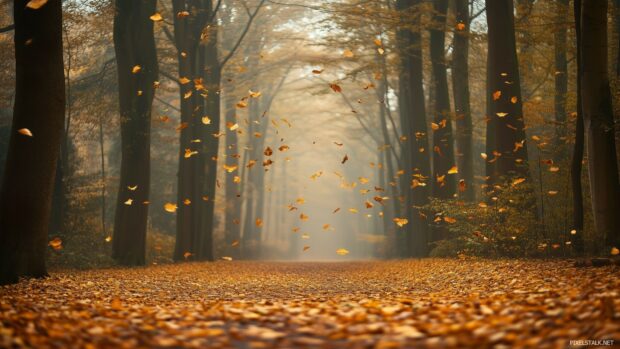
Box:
1 259 619 348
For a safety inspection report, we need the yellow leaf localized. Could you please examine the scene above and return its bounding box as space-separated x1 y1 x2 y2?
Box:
221 256 233 261
223 164 238 173
255 218 263 227
512 178 526 186
124 198 133 205
164 203 178 213
183 252 192 259
48 237 62 250
184 149 198 158
105 236 112 243
300 213 309 221
496 112 509 118
511 96 518 104
349 208 358 214
456 22 466 31
303 246 310 252
128 185 138 191
201 116 211 125
17 128 33 137
444 216 457 224
132 65 141 74
179 77 191 84
150 12 163 21
480 152 488 160
231 239 240 247
26 0 48 9
611 247 619 255
336 248 349 256
393 217 409 227
447 166 458 174
492 90 502 100
249 90 262 98
343 49 354 58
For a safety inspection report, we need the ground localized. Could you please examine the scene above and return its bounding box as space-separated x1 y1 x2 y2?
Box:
0 259 619 349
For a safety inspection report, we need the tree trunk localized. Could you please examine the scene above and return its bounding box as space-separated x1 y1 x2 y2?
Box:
571 0 585 253
224 95 241 259
452 0 474 201
554 0 569 159
430 0 456 198
396 0 430 257
485 0 529 181
0 0 65 285
580 0 620 248
171 0 210 261
112 0 158 266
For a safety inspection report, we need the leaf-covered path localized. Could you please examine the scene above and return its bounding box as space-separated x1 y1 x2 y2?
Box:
1 260 619 348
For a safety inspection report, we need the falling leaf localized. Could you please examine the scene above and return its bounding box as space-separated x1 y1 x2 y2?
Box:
127 185 138 191
26 0 48 9
255 218 263 227
105 236 112 243
183 199 191 206
329 83 342 93
202 116 211 125
456 22 466 31
492 90 502 100
303 246 310 252
231 239 240 247
341 154 349 164
177 10 190 18
458 179 466 192
349 208 358 214
496 112 509 118
124 199 133 205
333 208 341 214
249 90 262 98
48 237 62 250
150 12 163 21
300 213 309 221
343 49 354 58
480 153 488 160
17 128 33 137
184 149 198 159
548 191 559 196
221 256 233 261
296 198 305 205
336 248 349 256
183 252 192 260
279 145 289 152
164 203 178 213
132 65 141 74
512 178 526 186
322 224 331 230
312 69 323 74
233 176 241 183
223 164 238 173
264 147 273 156
236 100 248 108
179 77 191 85
444 217 457 224
511 96 518 104
301 233 310 239
549 166 560 172
377 47 385 55
447 166 459 175
393 218 409 227
611 247 619 255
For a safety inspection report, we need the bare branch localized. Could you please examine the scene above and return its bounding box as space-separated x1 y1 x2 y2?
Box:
219 0 267 69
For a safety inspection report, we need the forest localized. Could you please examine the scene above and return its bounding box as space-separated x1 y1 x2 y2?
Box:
0 0 619 347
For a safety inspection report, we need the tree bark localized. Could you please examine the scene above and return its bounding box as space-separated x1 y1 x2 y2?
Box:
396 0 430 257
554 0 569 159
0 0 65 285
485 0 530 181
112 0 158 266
580 0 620 248
571 0 585 253
452 0 474 201
430 0 456 198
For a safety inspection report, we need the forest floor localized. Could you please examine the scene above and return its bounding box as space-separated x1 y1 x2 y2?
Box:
0 259 619 349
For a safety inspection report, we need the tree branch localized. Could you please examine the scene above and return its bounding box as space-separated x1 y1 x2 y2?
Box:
0 24 14 34
219 0 266 69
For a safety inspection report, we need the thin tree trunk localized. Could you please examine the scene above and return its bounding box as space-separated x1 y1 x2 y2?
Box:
112 0 158 266
224 95 241 259
571 0 585 253
554 0 569 159
580 0 620 248
0 0 65 285
452 0 474 201
430 0 456 198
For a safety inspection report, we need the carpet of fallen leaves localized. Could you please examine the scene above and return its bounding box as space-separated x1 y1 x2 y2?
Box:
1 259 619 348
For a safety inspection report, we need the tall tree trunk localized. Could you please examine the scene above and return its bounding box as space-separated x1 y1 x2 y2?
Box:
172 0 209 261
224 95 241 259
0 0 65 285
554 0 569 159
452 0 474 201
197 23 219 261
430 0 456 198
396 0 431 257
485 0 529 181
580 0 620 248
571 0 585 253
112 0 158 266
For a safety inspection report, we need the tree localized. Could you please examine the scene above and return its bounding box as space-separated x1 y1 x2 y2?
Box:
452 0 473 201
112 0 158 266
485 0 529 181
396 0 431 257
430 0 456 198
553 0 569 159
0 0 65 285
571 0 585 253
580 0 620 248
